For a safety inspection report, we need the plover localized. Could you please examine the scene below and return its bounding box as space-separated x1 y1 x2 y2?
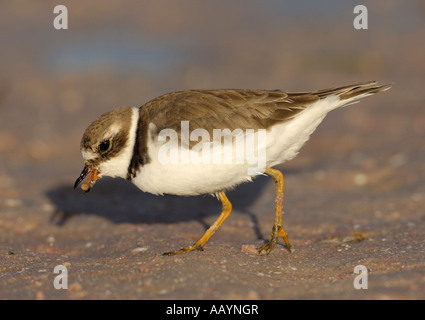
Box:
74 81 390 255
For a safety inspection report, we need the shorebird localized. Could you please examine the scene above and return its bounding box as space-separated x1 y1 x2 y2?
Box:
74 81 390 255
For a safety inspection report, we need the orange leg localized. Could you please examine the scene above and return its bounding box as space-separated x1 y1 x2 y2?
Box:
257 167 292 254
163 191 232 255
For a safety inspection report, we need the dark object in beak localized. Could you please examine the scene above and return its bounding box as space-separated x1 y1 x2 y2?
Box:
74 165 98 193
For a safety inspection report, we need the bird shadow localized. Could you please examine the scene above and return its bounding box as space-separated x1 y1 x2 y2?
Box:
45 167 298 241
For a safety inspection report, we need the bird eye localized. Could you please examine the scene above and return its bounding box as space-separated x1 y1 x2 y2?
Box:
98 138 111 153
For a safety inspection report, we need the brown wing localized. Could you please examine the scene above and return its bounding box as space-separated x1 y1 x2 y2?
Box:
142 89 319 135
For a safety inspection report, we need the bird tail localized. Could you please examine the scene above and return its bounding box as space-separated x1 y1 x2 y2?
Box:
314 81 392 107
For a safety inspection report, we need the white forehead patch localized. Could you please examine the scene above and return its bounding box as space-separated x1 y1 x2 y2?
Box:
81 148 97 161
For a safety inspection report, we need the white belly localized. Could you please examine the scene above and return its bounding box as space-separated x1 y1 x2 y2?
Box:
132 131 262 196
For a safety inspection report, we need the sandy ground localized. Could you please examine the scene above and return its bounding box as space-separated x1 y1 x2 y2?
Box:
1 1 425 300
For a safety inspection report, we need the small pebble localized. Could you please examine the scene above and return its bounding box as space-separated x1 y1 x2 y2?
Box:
4 198 23 207
354 173 368 186
241 244 258 254
36 291 45 300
